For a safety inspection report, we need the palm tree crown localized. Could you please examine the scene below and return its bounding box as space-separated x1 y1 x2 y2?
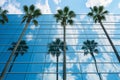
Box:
54 6 76 26
81 40 102 80
8 40 29 56
87 6 108 23
8 40 28 72
48 38 67 57
54 6 75 80
81 40 98 55
0 7 8 24
21 4 41 26
48 38 67 80
87 6 120 63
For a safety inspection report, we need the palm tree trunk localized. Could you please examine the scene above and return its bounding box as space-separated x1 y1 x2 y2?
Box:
56 55 59 80
0 22 29 80
99 20 120 63
63 25 66 80
91 52 102 80
8 54 18 72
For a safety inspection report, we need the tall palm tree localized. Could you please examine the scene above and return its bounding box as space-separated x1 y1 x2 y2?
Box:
0 7 8 24
0 4 41 80
8 40 28 72
48 38 67 80
54 6 76 80
81 40 102 80
87 6 120 62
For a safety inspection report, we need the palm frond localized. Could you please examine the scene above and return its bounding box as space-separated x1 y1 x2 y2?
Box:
68 11 76 18
84 50 89 55
54 14 62 22
94 18 98 23
94 49 99 53
57 9 63 15
29 4 35 14
0 19 5 24
90 7 93 12
33 9 41 18
23 5 28 14
87 12 93 17
99 6 104 13
21 15 27 24
93 15 98 23
0 8 8 24
0 7 1 12
101 15 106 21
56 38 60 44
8 47 14 51
1 14 8 22
93 6 98 13
64 6 69 15
32 19 38 26
102 10 109 15
67 19 73 25
2 10 8 14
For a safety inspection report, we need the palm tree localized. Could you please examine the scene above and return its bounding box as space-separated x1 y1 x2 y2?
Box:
8 40 28 72
0 4 41 80
87 6 120 63
54 6 76 80
81 40 102 80
48 38 67 80
0 7 8 24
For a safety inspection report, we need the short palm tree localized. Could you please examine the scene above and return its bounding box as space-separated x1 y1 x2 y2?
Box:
0 7 8 24
81 40 102 80
87 6 120 63
8 40 28 72
54 6 76 80
0 4 41 80
48 38 67 80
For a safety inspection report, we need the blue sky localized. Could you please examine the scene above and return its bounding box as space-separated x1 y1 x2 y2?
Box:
0 0 120 80
0 0 120 14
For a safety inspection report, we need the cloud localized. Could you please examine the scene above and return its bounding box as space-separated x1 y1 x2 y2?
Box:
66 56 77 69
0 0 7 6
86 74 99 80
39 65 76 80
30 25 40 30
118 2 120 9
39 65 62 80
35 0 52 14
26 32 33 41
67 73 76 80
53 0 61 5
86 0 112 7
80 14 86 20
2 0 22 14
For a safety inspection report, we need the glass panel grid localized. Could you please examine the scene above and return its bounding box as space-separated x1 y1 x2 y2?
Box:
0 14 120 80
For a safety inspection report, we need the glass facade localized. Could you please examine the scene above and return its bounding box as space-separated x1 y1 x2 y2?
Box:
0 14 120 80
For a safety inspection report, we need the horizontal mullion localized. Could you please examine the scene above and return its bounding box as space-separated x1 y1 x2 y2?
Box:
0 51 119 53
0 44 120 46
0 62 119 64
0 38 120 39
0 72 119 74
3 23 120 25
0 28 119 30
0 34 119 35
